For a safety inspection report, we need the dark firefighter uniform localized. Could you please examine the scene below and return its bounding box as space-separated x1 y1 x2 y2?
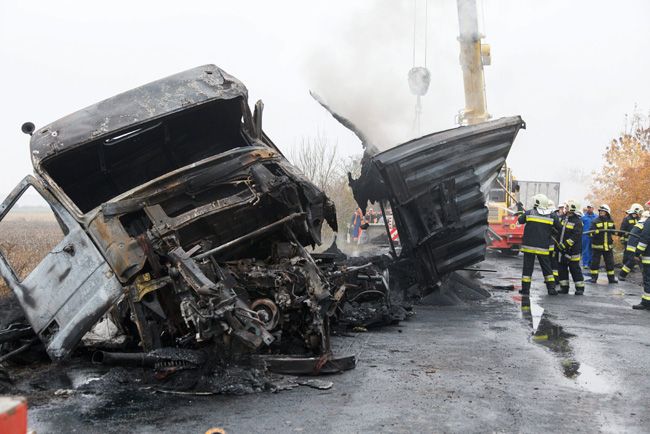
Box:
556 213 585 294
550 210 561 282
518 209 560 295
589 215 617 283
620 220 644 280
620 213 638 272
632 220 650 310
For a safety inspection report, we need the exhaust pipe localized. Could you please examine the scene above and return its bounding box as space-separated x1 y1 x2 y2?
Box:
92 348 207 368
92 351 157 366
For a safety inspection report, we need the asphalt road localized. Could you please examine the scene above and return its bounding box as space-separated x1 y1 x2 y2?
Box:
28 253 650 433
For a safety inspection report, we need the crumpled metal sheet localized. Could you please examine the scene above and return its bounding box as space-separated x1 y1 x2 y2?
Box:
350 117 525 289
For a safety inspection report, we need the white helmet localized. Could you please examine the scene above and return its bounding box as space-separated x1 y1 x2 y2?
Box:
532 193 549 210
598 204 611 214
548 200 556 211
641 210 650 221
565 199 580 214
539 198 553 214
627 203 643 215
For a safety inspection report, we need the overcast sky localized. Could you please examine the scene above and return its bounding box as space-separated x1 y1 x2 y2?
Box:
1 0 649 205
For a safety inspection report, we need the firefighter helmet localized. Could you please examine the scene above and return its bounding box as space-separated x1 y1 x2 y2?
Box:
642 210 650 221
532 194 549 209
628 203 644 214
565 199 580 213
536 195 553 214
548 200 556 211
598 204 611 214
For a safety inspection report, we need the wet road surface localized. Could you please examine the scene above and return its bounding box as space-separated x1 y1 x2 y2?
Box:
28 254 650 433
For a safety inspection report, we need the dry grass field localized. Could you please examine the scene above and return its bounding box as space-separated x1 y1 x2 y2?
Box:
0 212 64 295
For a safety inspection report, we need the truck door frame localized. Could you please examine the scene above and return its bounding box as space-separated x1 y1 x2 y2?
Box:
0 175 123 360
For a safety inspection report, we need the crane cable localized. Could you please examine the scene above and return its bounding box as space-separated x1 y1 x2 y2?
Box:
412 1 416 67
412 0 429 68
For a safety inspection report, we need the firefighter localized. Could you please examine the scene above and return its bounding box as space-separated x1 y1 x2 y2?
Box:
549 200 562 282
632 205 650 310
517 194 560 295
619 210 650 281
588 204 617 284
556 200 585 295
620 203 643 273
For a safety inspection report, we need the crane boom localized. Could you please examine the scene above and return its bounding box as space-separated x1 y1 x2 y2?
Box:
457 0 491 125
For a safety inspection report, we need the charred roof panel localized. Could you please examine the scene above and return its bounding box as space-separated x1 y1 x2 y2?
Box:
30 64 248 164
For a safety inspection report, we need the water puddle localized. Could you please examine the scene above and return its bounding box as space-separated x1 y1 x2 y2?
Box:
573 362 614 394
514 295 614 394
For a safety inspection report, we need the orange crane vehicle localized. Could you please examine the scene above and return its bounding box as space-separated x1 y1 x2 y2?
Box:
407 0 524 254
487 165 524 255
453 0 524 254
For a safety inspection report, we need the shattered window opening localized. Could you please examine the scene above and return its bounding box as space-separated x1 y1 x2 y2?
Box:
42 98 249 213
0 186 67 282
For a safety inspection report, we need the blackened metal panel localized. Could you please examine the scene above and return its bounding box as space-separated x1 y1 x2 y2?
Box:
0 176 123 361
368 116 525 288
373 117 525 197
30 65 248 164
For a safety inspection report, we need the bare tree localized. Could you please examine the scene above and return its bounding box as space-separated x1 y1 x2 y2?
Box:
290 132 365 239
328 155 362 230
290 131 342 195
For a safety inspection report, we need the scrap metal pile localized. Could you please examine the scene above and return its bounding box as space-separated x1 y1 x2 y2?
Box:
0 65 524 384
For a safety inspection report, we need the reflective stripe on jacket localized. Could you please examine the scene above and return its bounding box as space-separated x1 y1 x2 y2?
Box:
590 216 616 251
518 209 559 254
625 221 645 252
636 219 650 253
558 213 583 254
620 214 637 244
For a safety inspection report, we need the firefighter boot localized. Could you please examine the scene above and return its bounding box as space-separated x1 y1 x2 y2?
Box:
519 278 531 295
588 269 598 283
558 280 569 294
608 272 618 284
574 281 585 296
546 283 558 296
632 301 650 310
619 265 631 281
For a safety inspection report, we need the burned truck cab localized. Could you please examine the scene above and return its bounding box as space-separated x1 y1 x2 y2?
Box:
0 65 338 362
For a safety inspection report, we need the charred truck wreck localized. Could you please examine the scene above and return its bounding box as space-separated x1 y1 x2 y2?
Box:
0 65 524 379
0 65 347 373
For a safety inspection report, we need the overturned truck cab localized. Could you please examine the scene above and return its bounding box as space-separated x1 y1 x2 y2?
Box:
0 65 342 366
